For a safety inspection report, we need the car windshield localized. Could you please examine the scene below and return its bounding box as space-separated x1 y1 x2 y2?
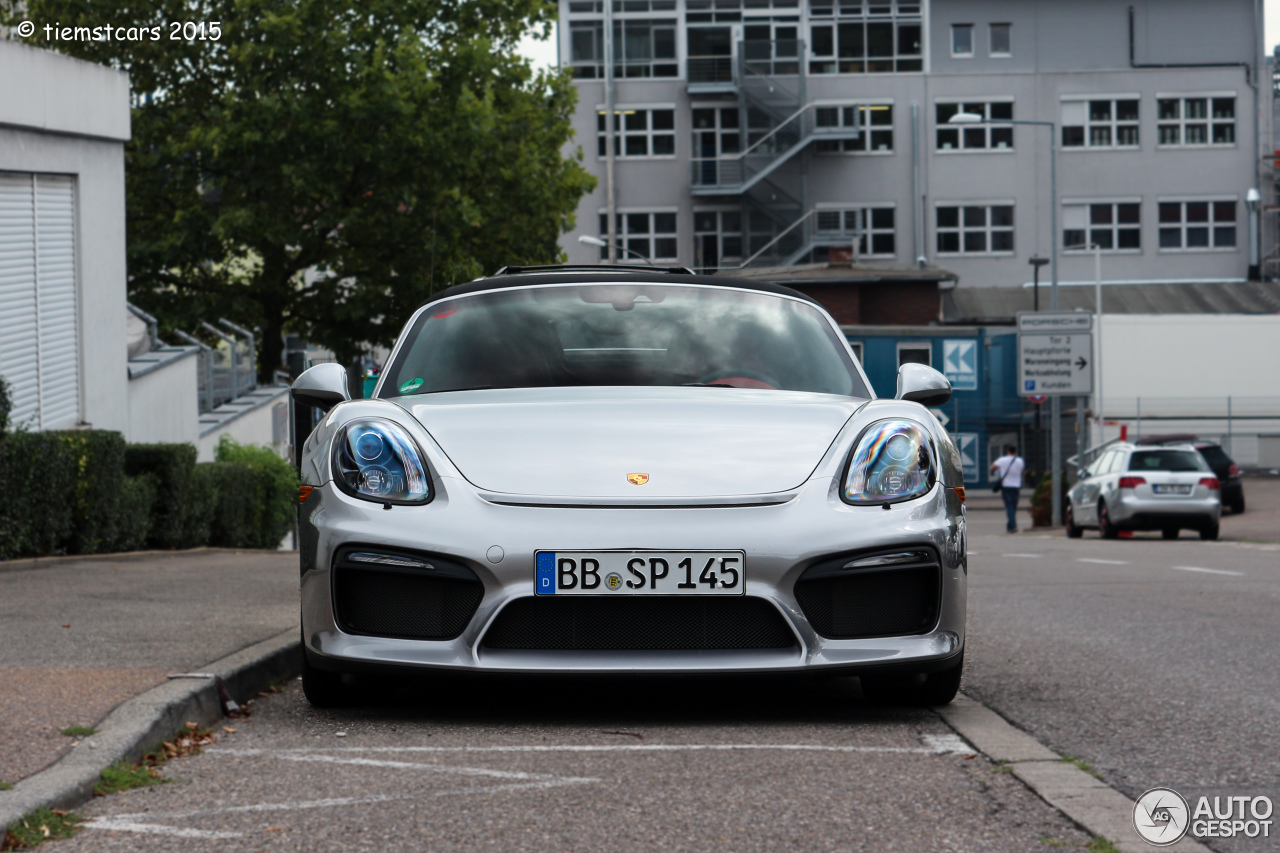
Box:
380 283 868 397
1128 450 1209 472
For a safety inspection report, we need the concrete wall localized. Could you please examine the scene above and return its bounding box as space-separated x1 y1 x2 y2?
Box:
196 389 290 462
128 357 200 446
0 40 131 433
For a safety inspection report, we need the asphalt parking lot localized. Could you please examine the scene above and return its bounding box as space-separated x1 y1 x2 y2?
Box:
60 673 1095 853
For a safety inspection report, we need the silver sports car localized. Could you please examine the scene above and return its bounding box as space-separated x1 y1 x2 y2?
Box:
291 266 968 707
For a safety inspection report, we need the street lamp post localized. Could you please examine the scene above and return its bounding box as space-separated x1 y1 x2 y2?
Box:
578 234 655 265
1028 256 1049 312
1246 187 1261 280
950 113 1062 525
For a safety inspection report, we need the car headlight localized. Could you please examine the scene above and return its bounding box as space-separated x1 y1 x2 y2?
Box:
841 419 937 505
332 419 431 504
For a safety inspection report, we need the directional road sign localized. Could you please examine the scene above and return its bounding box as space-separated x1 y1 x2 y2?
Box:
1017 312 1093 397
942 339 978 391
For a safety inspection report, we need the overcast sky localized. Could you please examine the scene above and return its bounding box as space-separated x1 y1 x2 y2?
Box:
520 4 1280 72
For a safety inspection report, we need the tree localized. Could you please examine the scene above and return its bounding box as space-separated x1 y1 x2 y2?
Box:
6 0 595 379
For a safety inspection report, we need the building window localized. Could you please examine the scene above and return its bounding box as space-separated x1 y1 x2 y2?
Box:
1061 99 1139 148
950 24 973 56
569 20 677 79
1157 200 1237 250
1063 203 1141 252
694 210 743 271
989 23 1011 56
743 23 801 76
597 108 676 158
1157 97 1236 146
816 206 897 257
848 341 863 364
897 342 931 367
935 101 1014 151
936 204 1014 255
809 17 922 74
814 104 894 152
599 212 679 262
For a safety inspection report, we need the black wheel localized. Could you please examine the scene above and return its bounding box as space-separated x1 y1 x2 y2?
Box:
1098 502 1119 540
1231 495 1245 514
1199 524 1220 541
1162 528 1179 540
860 652 964 707
302 648 351 708
1065 503 1083 538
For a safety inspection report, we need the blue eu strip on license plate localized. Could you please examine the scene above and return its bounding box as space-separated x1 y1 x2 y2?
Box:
536 552 557 595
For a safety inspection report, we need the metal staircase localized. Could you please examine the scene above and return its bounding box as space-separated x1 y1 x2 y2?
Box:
688 40 861 268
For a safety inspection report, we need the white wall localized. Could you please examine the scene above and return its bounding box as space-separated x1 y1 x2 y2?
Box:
0 40 131 434
1099 314 1280 403
128 357 200 445
197 389 290 462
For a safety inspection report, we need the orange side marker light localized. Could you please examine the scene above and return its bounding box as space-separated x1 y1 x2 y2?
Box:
953 486 966 504
299 485 315 504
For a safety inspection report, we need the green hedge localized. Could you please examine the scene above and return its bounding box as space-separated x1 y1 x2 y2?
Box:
0 425 295 560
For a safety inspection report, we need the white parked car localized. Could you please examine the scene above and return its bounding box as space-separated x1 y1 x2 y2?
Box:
291 266 969 707
1066 443 1221 540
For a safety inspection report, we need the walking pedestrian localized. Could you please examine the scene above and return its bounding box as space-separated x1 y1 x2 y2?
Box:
990 444 1025 533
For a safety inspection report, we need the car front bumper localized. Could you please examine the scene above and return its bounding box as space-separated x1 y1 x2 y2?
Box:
300 474 967 676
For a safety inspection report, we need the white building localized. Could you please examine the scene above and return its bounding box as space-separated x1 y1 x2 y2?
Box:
0 40 286 457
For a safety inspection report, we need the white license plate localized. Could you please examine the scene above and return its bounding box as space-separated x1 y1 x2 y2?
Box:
535 551 745 596
1153 484 1192 495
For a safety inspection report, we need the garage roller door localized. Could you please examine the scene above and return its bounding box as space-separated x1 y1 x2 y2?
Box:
0 172 79 429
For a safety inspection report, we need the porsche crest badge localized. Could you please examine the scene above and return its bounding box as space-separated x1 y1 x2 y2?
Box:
626 472 649 486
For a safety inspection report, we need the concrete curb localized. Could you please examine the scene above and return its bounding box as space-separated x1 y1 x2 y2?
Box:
937 693 1210 853
0 629 300 831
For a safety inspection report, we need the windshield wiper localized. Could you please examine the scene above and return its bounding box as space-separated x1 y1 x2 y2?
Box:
681 382 736 388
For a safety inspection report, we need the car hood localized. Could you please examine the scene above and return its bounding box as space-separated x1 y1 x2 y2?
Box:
398 387 865 499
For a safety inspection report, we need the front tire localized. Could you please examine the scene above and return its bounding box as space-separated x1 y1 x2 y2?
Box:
1065 503 1083 538
302 645 351 708
861 652 964 707
1199 524 1220 541
1098 502 1119 540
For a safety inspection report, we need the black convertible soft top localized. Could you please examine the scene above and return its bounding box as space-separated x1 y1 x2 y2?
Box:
417 266 822 310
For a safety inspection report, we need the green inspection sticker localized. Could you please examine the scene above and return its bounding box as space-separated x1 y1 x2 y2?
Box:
399 377 424 394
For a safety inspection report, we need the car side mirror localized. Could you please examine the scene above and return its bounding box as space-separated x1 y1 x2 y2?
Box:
291 363 351 412
895 363 952 408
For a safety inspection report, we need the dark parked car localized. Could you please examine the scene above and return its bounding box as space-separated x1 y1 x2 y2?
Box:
1136 434 1245 513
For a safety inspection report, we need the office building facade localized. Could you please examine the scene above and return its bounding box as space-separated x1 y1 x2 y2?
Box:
557 0 1269 288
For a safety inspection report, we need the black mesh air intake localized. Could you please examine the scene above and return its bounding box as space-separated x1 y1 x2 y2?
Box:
481 596 796 651
333 547 483 641
794 548 941 639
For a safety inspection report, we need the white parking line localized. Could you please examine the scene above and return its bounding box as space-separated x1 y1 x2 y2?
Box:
84 819 242 839
214 750 589 781
99 780 596 824
1172 565 1244 577
217 738 972 757
1001 553 1042 558
1076 558 1129 565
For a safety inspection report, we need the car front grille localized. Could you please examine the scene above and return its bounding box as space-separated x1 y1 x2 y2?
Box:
794 548 941 639
481 596 796 651
332 547 483 641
